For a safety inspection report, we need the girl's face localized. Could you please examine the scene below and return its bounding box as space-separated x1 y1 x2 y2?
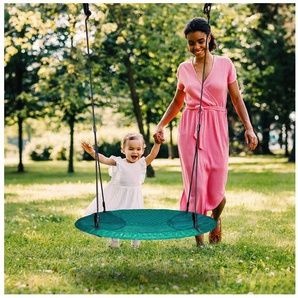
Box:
121 139 145 163
186 31 211 58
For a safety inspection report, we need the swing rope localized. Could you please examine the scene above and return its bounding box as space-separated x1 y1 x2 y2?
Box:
83 4 106 229
186 3 212 232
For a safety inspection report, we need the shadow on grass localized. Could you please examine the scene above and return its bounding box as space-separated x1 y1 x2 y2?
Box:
73 242 221 294
4 199 295 294
72 236 295 294
71 205 295 294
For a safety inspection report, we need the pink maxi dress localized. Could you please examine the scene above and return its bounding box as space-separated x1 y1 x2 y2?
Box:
177 55 237 215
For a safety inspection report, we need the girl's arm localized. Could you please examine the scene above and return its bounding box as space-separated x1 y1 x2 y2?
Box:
228 80 258 151
145 142 161 166
81 142 116 166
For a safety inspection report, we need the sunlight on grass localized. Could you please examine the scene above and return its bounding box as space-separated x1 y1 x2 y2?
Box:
228 156 295 173
143 184 182 209
4 156 295 294
226 190 295 212
5 183 96 203
5 273 67 294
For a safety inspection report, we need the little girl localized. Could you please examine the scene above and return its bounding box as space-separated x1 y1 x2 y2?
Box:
82 132 161 249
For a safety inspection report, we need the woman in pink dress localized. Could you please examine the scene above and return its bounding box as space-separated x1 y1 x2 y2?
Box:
154 18 258 247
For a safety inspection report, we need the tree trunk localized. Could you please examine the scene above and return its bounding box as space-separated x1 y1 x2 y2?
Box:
288 126 295 163
168 121 174 159
260 111 272 154
284 122 290 157
17 115 24 173
125 57 155 177
68 116 75 173
125 58 145 137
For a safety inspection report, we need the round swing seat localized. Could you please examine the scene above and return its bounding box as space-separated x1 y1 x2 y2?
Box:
75 209 216 240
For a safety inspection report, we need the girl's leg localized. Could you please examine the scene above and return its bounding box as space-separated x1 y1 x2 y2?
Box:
131 240 140 249
109 238 120 248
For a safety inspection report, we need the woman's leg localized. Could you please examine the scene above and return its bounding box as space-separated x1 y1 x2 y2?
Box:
212 196 226 221
195 234 205 247
209 196 226 243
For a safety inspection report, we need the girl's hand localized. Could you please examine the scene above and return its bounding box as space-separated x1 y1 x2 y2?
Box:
82 142 94 155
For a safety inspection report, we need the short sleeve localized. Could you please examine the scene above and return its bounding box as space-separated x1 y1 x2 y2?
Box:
108 155 120 177
176 64 185 91
228 59 237 85
139 157 147 184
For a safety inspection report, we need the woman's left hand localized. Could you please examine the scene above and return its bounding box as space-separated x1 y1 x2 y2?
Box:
245 129 258 151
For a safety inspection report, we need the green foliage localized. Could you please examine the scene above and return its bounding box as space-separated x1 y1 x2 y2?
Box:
4 3 295 173
29 144 53 161
95 141 178 159
24 136 68 161
238 4 295 154
22 133 178 162
4 157 295 294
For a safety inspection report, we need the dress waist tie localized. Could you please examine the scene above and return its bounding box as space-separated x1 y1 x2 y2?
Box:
184 105 227 149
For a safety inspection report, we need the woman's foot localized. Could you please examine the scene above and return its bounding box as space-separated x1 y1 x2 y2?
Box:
209 217 222 244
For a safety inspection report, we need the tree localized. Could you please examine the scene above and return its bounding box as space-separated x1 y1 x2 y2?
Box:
5 3 295 173
4 4 51 172
241 4 295 155
85 3 207 169
208 3 295 156
35 3 108 173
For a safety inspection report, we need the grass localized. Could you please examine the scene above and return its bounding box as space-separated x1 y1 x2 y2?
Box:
4 156 296 294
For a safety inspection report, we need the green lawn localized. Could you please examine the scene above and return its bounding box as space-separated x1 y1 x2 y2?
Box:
4 156 295 294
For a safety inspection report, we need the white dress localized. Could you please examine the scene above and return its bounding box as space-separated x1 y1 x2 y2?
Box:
85 156 146 215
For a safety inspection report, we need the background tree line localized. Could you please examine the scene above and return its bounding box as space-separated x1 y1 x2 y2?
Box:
4 3 295 174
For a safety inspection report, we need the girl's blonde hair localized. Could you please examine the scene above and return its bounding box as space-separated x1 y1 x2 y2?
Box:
121 133 146 149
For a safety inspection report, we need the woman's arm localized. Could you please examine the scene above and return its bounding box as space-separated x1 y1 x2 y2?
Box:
153 88 185 143
228 80 258 151
82 142 117 166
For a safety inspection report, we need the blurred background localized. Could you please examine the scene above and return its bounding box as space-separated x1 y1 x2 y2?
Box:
4 3 295 174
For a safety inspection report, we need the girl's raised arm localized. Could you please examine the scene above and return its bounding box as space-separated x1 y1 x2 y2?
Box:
82 142 116 166
145 142 161 166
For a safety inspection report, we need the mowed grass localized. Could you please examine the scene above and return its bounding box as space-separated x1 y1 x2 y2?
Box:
4 156 295 294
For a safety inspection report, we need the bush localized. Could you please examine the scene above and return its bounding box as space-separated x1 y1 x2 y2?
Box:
99 141 122 157
29 144 53 161
51 145 68 161
157 143 179 158
25 136 68 161
80 141 179 160
24 134 179 162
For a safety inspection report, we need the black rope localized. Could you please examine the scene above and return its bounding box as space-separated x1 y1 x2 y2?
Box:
83 4 106 229
186 3 212 232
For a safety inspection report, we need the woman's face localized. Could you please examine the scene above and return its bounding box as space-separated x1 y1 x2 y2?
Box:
186 31 210 58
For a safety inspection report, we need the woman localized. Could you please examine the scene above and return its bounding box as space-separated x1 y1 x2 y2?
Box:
153 17 258 247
